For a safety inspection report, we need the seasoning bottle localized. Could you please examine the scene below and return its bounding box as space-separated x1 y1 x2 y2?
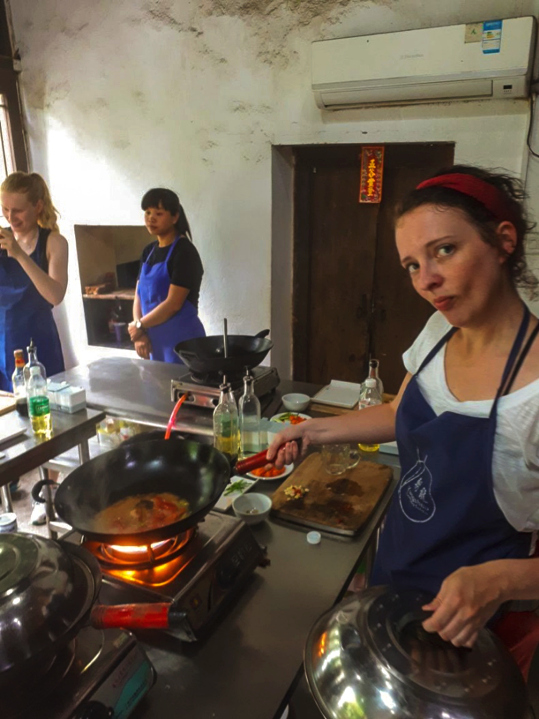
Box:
213 382 240 462
11 349 28 416
239 372 261 457
27 366 53 438
23 339 46 386
368 358 384 398
358 378 382 452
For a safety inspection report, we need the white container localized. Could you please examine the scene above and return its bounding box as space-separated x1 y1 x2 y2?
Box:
281 393 311 412
0 513 17 533
232 493 272 525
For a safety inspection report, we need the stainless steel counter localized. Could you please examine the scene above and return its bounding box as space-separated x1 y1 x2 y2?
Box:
52 357 310 437
52 357 399 718
121 453 400 719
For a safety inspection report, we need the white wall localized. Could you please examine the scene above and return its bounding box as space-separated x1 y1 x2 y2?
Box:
7 0 539 371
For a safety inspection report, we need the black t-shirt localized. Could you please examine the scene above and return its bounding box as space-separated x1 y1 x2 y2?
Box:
138 235 203 309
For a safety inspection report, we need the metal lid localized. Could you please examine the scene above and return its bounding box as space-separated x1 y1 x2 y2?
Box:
305 586 529 719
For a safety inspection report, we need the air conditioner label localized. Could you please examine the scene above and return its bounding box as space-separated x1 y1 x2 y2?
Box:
482 20 502 54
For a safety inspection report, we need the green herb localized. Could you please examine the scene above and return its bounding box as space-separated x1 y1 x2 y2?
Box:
224 479 249 496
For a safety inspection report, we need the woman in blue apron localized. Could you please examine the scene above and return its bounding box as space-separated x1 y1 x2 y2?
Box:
128 188 205 362
0 172 67 391
268 165 539 678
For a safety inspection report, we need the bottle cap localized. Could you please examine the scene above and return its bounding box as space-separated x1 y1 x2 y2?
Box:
307 531 321 545
365 378 377 388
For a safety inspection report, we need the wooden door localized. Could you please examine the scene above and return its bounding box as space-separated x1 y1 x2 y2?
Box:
292 143 455 394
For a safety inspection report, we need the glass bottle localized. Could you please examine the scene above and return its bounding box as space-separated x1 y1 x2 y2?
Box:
239 373 261 457
358 377 382 452
11 349 28 416
368 358 384 398
213 382 240 462
27 365 53 438
23 339 46 386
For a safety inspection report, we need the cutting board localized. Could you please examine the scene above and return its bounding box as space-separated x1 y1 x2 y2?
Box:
271 452 392 536
0 392 16 416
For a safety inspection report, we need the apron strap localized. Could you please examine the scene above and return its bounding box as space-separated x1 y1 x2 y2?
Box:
491 305 531 409
501 317 539 397
416 326 458 374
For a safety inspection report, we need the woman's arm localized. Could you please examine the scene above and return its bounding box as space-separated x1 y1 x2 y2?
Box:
133 281 142 321
267 372 412 465
422 558 539 648
129 284 189 341
0 229 68 306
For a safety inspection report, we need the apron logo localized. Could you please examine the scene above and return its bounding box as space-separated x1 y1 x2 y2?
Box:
399 451 436 523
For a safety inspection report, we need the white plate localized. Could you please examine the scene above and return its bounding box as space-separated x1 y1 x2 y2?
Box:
312 379 362 409
214 476 257 512
246 463 294 482
270 412 311 424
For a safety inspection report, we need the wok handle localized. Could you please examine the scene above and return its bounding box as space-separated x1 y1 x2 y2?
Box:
255 329 270 339
31 478 56 503
91 602 186 630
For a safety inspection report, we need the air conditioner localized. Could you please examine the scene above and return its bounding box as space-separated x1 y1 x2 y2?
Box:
312 17 536 110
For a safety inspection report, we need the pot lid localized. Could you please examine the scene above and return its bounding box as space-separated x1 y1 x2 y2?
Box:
305 586 529 719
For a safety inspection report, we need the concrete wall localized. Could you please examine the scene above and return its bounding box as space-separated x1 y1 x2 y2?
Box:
7 0 539 374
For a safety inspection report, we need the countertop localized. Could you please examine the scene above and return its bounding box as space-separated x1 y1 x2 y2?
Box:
53 357 313 436
51 357 399 718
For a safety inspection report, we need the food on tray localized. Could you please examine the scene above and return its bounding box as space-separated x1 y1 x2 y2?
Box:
224 479 250 496
274 412 308 425
284 484 310 500
94 493 190 532
249 465 286 478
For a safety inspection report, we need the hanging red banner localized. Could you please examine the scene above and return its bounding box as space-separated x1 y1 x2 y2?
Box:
359 146 384 203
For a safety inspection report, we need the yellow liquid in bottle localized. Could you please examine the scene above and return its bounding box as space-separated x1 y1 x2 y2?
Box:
358 442 380 452
30 412 53 439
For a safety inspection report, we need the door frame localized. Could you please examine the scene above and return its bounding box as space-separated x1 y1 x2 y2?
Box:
290 142 455 382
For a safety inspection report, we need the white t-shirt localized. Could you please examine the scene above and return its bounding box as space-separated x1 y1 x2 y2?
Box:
403 312 539 533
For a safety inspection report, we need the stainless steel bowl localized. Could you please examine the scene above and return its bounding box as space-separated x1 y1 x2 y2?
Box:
0 532 95 674
305 586 530 719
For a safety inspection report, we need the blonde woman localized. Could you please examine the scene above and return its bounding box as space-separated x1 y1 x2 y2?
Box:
0 172 68 390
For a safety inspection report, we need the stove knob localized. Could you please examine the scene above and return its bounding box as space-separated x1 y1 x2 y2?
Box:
74 701 112 719
216 561 239 589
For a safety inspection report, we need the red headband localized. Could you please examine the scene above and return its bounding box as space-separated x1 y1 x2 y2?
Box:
416 173 517 225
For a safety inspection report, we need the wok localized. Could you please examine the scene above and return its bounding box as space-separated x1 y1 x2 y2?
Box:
52 437 230 545
175 329 272 375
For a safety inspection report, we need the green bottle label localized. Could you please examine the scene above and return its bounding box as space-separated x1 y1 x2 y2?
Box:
29 396 50 417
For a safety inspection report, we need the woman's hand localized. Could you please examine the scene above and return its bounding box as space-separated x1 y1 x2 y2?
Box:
266 422 312 467
134 336 152 359
128 321 145 341
421 562 507 647
0 227 22 259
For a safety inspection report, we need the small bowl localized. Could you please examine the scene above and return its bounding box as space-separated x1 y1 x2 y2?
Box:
232 493 272 525
282 393 311 412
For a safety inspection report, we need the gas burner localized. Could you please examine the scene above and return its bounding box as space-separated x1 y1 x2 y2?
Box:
6 626 155 719
5 641 76 717
84 527 196 571
171 366 280 409
64 512 267 642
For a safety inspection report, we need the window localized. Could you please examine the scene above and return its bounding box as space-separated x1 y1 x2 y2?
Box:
0 93 15 182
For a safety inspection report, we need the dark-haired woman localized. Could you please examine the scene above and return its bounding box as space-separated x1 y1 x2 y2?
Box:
268 165 539 678
128 188 205 363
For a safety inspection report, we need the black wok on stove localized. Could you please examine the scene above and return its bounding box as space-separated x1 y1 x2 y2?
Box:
52 437 230 546
175 329 272 375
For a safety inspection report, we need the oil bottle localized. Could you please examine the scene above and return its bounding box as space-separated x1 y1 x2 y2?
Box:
239 372 261 457
11 349 28 416
358 378 382 452
213 382 240 463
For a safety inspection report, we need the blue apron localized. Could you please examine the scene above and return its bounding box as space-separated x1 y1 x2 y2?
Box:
0 228 64 390
371 308 534 596
138 237 205 364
